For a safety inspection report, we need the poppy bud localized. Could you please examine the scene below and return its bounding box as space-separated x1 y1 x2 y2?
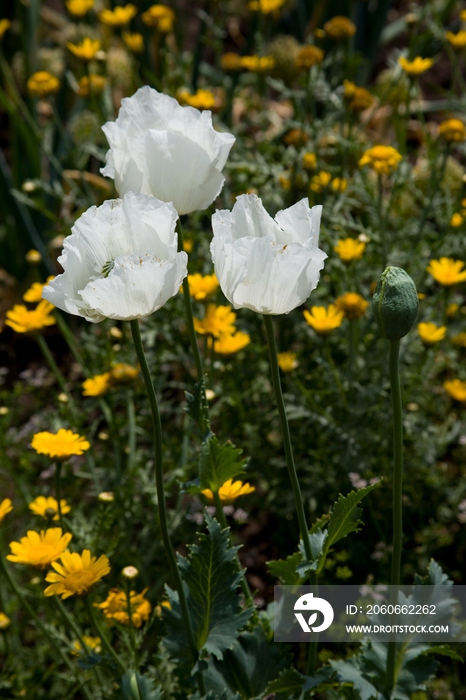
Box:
372 267 418 340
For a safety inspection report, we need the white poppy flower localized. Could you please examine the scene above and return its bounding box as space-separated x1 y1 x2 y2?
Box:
100 86 235 215
42 192 187 323
210 195 327 315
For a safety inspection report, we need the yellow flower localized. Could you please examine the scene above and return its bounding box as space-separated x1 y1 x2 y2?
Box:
221 52 242 71
194 304 236 337
213 331 251 355
398 56 433 76
450 212 464 228
67 38 101 61
183 239 194 253
438 118 466 142
330 177 348 193
248 0 285 14
278 173 291 190
302 152 317 170
0 19 11 39
452 332 466 348
110 363 139 382
426 258 466 286
278 351 298 372
25 249 42 264
187 273 219 300
0 612 11 629
123 32 144 53
65 0 94 17
303 305 344 334
296 45 324 68
445 30 466 48
72 636 101 655
82 372 112 397
29 496 71 520
0 498 13 524
343 80 374 111
99 4 136 25
5 300 56 333
335 292 369 320
155 600 171 616
7 528 72 568
177 89 216 110
334 238 366 263
417 322 447 345
240 55 276 72
310 170 332 192
141 5 175 32
44 550 110 599
78 74 107 97
446 303 459 318
27 72 60 98
358 145 402 175
201 479 255 504
94 587 151 627
323 16 356 40
443 378 466 404
284 129 308 147
31 429 91 459
461 10 466 22
23 277 55 303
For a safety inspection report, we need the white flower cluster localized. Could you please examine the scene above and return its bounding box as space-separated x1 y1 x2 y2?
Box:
44 87 326 321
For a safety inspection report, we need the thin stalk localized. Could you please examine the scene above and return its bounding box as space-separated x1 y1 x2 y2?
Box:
127 390 136 471
386 339 403 694
123 583 138 668
323 342 348 410
84 596 126 673
213 491 254 606
0 558 94 700
54 312 87 370
129 320 205 694
177 222 204 381
377 175 388 266
36 333 78 417
55 462 64 529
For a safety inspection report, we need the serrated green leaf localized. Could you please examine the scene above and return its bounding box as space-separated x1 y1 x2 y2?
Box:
297 530 328 576
185 379 211 437
329 659 382 700
199 437 249 492
121 672 163 700
265 665 335 698
205 625 289 699
421 645 463 662
267 552 303 585
164 514 252 667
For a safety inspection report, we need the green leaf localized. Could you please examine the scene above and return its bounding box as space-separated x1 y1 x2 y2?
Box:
205 625 289 699
421 646 463 662
265 666 335 698
267 552 303 585
185 379 211 437
164 514 252 667
329 659 382 700
121 672 163 700
199 436 249 492
318 483 379 573
297 530 328 576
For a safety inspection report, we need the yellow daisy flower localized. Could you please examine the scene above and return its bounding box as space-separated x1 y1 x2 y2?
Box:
141 4 175 32
0 498 13 524
71 636 101 655
277 351 298 372
0 612 11 629
110 363 139 382
122 32 144 53
78 74 107 97
29 496 71 520
25 249 42 264
23 277 55 303
221 52 242 71
5 301 56 333
450 212 464 228
335 292 369 320
7 528 72 568
443 379 466 404
248 0 285 14
296 45 324 69
334 238 366 263
213 331 251 355
438 118 466 142
65 0 94 17
201 478 255 504
99 3 136 25
94 587 151 627
82 372 113 397
417 322 447 345
452 332 466 348
323 16 356 40
445 30 466 48
27 72 60 98
240 55 276 72
302 152 317 170
426 258 466 286
44 550 110 599
303 305 344 335
398 56 433 76
358 145 402 175
310 170 332 192
194 304 236 337
177 89 216 110
31 429 91 459
187 273 219 301
67 38 101 61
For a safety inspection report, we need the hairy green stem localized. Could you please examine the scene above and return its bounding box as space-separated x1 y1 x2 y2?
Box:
386 339 403 694
130 320 205 694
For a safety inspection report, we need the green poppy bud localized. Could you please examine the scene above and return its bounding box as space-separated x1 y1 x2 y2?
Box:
372 267 418 340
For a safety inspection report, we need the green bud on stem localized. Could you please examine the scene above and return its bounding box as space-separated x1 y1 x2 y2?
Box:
372 266 418 340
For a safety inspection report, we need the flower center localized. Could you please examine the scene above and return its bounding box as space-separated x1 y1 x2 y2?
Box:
102 260 115 278
65 570 93 594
